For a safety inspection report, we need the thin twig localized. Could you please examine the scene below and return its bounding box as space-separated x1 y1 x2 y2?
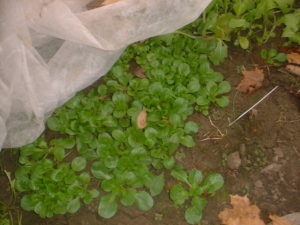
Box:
200 137 223 142
208 116 225 137
229 86 279 126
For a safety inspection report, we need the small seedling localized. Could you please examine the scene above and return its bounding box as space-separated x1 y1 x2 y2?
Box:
154 213 163 221
170 168 224 224
261 48 286 66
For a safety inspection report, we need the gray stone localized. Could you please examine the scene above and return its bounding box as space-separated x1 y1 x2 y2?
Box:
227 152 242 170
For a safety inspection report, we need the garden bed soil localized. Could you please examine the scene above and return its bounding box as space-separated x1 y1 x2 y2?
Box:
0 44 299 225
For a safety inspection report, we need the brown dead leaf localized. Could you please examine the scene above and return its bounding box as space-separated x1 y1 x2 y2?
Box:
279 46 300 54
286 65 300 76
137 108 147 129
270 215 294 225
87 0 120 10
133 67 146 78
236 68 265 94
218 195 266 225
286 53 300 65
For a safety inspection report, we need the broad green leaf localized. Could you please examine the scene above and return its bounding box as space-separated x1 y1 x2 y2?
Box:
112 129 126 142
163 156 175 169
215 96 229 108
217 81 231 95
187 79 200 93
120 188 136 206
79 172 91 184
53 146 65 161
145 173 165 196
184 121 199 134
91 161 112 180
21 194 36 211
169 184 189 205
202 173 224 194
229 18 248 28
171 169 189 184
98 194 118 219
209 41 228 65
180 135 196 147
191 196 207 211
185 206 203 225
71 157 87 172
188 170 203 186
274 53 286 62
67 198 81 214
97 85 107 96
196 96 209 106
47 117 61 131
238 36 249 49
134 191 154 211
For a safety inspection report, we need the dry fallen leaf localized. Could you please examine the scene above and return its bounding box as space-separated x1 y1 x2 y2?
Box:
137 108 147 129
133 67 146 78
236 68 265 94
218 195 266 225
286 53 300 65
87 0 120 10
270 215 294 225
286 65 300 76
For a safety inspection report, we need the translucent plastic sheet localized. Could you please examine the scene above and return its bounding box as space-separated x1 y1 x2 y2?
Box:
0 0 212 149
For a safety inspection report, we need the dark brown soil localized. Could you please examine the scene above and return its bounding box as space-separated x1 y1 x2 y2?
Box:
0 45 299 225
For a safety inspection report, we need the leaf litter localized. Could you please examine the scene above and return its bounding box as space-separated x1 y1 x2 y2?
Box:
218 195 294 225
236 68 265 94
137 108 147 129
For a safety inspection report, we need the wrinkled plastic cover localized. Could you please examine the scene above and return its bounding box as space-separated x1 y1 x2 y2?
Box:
0 0 212 149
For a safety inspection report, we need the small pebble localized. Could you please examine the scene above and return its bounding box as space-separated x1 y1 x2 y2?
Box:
227 152 242 170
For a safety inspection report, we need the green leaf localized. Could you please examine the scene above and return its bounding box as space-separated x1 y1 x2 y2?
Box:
202 173 224 194
217 81 231 95
120 188 137 206
163 156 175 169
188 170 203 186
215 96 230 108
180 135 196 147
71 157 87 172
229 18 248 28
187 79 200 92
184 121 199 134
47 117 60 131
238 36 249 49
209 41 228 65
112 129 126 142
91 161 112 180
171 169 189 184
185 206 203 225
97 85 107 96
79 172 91 184
21 194 36 211
67 198 81 214
274 53 286 62
196 96 209 106
98 194 118 219
169 184 189 205
134 191 154 211
145 173 165 196
53 146 65 161
191 196 207 211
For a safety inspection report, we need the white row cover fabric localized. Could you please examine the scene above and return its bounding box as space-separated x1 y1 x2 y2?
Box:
0 0 212 149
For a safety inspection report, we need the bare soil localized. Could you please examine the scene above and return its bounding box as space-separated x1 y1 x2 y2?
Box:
1 45 299 225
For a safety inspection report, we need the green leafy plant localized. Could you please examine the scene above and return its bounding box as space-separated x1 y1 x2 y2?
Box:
260 48 286 65
170 168 224 224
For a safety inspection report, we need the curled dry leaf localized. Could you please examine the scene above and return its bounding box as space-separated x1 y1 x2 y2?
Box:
236 68 265 94
87 0 120 10
270 215 294 225
218 195 266 225
286 53 300 65
134 67 146 78
286 65 300 76
137 108 147 129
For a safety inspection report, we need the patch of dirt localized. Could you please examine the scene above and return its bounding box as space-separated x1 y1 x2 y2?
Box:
0 44 299 225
